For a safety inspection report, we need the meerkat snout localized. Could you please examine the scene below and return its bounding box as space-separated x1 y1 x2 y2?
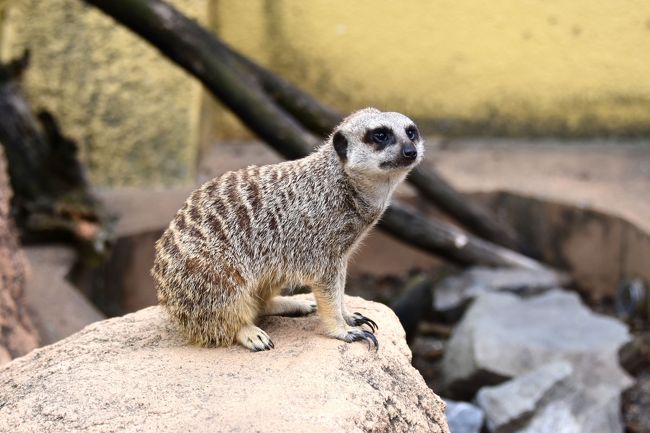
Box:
153 107 423 352
402 142 417 159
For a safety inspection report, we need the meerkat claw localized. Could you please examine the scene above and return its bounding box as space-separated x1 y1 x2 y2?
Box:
343 329 379 351
237 325 274 351
348 312 378 333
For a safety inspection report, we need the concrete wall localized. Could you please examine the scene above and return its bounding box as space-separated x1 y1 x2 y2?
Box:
211 0 650 138
0 0 208 187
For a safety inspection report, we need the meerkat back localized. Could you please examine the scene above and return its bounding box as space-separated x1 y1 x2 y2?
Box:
152 108 424 352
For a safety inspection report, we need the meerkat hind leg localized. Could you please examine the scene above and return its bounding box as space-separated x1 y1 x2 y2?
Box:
263 296 317 317
236 324 274 352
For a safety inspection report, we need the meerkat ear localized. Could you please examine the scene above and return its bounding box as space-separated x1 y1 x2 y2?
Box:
332 130 348 162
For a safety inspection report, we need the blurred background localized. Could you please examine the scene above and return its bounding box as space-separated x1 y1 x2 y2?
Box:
3 1 650 185
0 1 649 432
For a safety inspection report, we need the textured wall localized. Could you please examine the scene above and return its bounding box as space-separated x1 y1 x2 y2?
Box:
211 0 650 138
0 0 207 186
2 0 649 188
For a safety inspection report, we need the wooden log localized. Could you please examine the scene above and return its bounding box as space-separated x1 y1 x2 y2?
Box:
406 168 521 250
221 44 342 138
381 204 545 270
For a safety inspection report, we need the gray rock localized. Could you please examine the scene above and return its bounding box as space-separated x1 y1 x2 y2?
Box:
444 399 485 433
442 290 631 399
434 267 568 313
476 361 573 432
476 362 624 433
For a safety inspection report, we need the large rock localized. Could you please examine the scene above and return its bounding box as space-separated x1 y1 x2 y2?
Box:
0 148 38 365
0 296 449 433
475 362 573 432
442 290 631 399
477 362 624 433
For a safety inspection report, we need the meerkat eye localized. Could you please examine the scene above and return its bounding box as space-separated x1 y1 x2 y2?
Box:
372 131 388 144
363 127 395 149
406 126 419 141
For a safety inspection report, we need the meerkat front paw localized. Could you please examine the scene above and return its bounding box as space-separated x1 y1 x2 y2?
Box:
236 325 274 352
336 328 378 351
345 312 378 333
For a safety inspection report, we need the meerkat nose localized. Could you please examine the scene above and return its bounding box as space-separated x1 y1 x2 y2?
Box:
402 142 417 159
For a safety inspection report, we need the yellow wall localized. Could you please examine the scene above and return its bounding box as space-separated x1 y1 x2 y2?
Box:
211 0 650 137
1 0 649 187
1 0 208 186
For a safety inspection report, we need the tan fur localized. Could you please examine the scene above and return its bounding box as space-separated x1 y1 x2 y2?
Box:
152 108 424 351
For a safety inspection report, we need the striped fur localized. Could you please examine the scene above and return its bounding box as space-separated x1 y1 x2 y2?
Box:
152 108 424 350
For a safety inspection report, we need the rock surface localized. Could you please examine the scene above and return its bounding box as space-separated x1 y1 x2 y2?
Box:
477 361 625 433
0 295 449 433
476 362 573 432
442 290 632 399
0 149 38 365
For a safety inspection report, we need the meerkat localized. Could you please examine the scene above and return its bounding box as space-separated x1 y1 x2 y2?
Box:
152 108 424 351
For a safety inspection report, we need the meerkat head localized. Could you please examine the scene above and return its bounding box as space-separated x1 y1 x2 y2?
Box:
330 108 424 178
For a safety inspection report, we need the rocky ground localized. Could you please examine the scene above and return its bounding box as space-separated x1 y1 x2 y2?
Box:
624 371 650 433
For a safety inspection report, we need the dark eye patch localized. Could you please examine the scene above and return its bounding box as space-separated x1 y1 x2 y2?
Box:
332 130 348 162
363 126 396 150
405 125 419 141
